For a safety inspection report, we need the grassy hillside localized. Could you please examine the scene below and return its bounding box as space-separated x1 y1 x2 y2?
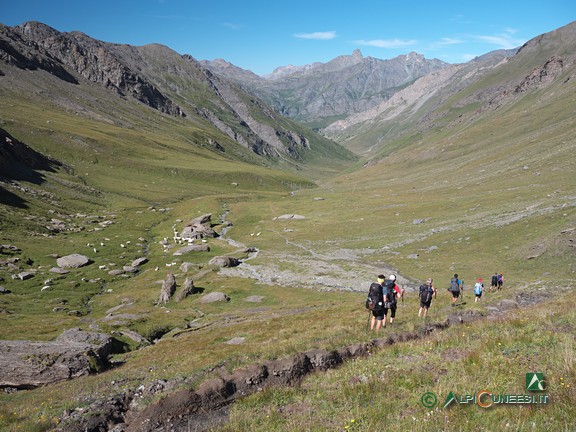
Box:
224 289 576 431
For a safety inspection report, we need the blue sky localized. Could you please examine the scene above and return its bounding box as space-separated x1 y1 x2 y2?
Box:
2 1 574 75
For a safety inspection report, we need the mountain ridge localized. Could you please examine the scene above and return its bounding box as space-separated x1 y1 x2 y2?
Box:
201 49 450 127
0 21 355 175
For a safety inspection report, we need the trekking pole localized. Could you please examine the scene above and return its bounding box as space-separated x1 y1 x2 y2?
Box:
366 310 372 332
460 280 464 304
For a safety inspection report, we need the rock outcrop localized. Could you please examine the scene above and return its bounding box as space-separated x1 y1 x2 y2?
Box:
208 256 240 268
199 292 230 304
0 328 112 389
56 253 92 269
175 277 195 302
158 273 176 304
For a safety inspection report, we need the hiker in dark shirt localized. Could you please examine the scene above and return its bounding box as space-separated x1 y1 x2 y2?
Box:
490 273 498 292
449 273 462 306
418 278 436 318
369 275 386 332
497 273 504 290
382 274 399 326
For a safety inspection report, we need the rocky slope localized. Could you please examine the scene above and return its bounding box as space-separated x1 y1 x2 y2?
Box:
0 21 354 169
322 21 576 156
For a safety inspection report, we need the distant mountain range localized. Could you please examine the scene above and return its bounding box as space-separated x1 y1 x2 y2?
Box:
322 21 576 156
1 19 575 185
201 49 451 128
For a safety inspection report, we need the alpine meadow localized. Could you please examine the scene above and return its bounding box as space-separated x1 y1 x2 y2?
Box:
0 19 575 432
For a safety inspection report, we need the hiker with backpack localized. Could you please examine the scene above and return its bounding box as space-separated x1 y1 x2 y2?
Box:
497 273 504 290
474 278 484 302
490 273 498 292
418 278 436 318
382 274 399 325
448 273 462 306
366 275 386 331
391 274 405 303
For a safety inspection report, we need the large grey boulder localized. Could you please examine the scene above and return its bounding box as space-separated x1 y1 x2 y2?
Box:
209 256 240 268
173 244 210 255
0 328 112 389
56 254 92 269
180 213 218 239
199 292 230 304
131 257 148 267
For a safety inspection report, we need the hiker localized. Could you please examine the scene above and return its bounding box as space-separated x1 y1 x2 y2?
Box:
391 274 406 302
448 273 462 306
382 274 399 325
497 273 504 290
366 275 385 331
418 278 436 318
490 273 498 292
474 278 484 302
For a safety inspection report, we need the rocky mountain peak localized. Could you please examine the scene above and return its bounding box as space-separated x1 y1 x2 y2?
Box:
351 48 363 61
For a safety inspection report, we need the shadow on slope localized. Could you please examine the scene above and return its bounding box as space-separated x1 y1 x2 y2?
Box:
0 184 26 208
0 128 64 207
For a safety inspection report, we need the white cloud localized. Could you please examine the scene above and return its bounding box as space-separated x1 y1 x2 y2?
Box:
475 29 523 49
437 37 464 45
294 31 337 40
354 38 417 48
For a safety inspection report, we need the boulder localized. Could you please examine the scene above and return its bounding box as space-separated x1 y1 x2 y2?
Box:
115 330 149 346
14 271 35 280
173 244 210 255
209 256 240 268
226 337 246 345
179 262 196 272
131 257 148 267
56 254 92 269
199 292 229 304
181 213 218 239
123 266 139 274
274 214 306 220
0 328 112 389
49 267 69 274
187 214 212 226
108 269 125 276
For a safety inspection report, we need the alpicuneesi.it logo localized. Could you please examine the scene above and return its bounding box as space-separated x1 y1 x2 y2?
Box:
422 373 550 409
526 372 545 391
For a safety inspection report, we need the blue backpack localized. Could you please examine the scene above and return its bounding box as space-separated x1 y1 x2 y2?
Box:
474 283 483 295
